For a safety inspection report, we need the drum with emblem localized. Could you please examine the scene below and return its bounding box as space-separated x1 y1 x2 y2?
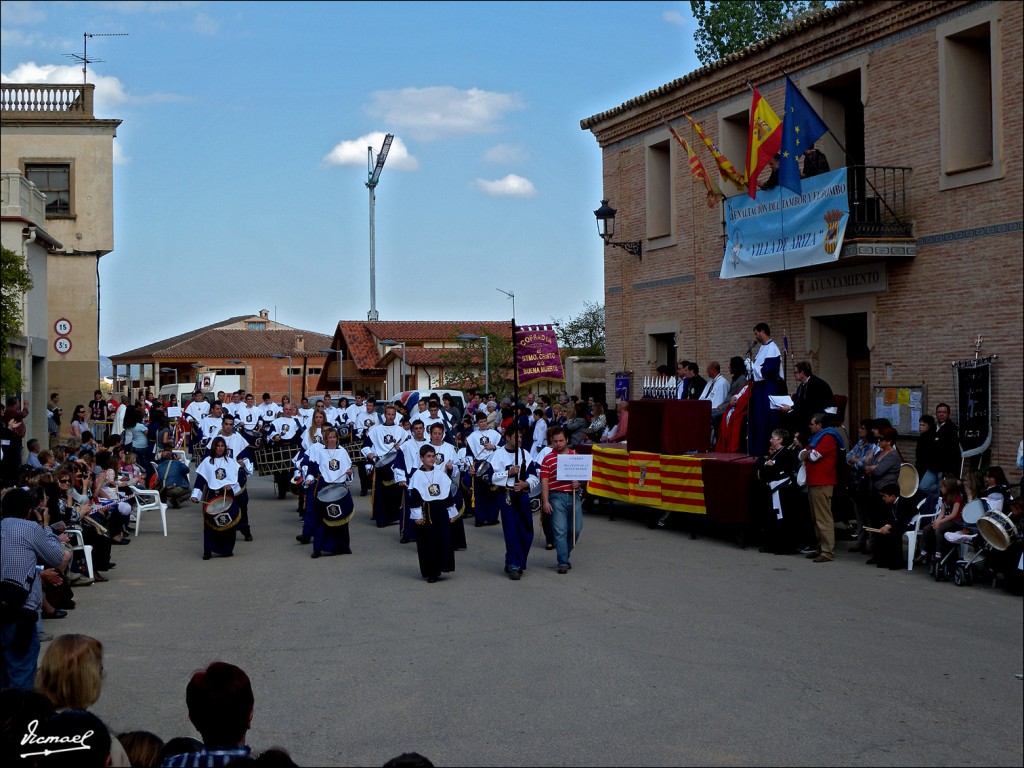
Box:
202 490 241 531
316 482 354 526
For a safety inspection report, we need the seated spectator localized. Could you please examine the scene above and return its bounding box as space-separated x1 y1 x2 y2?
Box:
119 730 166 768
583 401 607 443
600 401 629 443
33 710 112 768
34 634 131 765
564 401 589 446
873 483 916 570
78 431 100 456
25 439 44 470
161 661 255 767
845 419 879 555
920 475 964 564
155 450 192 509
70 406 90 442
157 738 204 766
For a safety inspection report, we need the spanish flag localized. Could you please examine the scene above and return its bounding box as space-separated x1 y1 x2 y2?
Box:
662 118 720 209
745 87 782 198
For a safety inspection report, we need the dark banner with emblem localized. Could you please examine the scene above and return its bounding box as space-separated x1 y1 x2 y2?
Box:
956 361 991 458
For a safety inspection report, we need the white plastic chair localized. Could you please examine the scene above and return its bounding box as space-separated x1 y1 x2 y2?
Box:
129 485 168 536
904 498 938 571
66 528 95 579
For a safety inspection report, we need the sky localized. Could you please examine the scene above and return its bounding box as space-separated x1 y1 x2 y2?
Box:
1 1 702 357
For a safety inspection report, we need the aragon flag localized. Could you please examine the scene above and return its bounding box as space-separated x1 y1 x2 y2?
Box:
745 87 782 198
683 112 746 189
662 118 720 209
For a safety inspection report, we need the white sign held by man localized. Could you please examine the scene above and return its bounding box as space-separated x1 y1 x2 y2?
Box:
557 454 593 481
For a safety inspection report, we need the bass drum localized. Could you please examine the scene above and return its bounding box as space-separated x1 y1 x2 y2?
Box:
961 498 990 525
529 478 542 514
897 463 919 498
316 482 354 526
977 509 1019 551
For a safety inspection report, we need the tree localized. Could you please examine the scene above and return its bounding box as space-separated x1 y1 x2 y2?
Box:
439 331 515 399
552 301 605 356
1 246 34 395
689 1 827 66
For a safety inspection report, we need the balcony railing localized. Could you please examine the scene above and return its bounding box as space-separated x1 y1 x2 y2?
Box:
0 171 47 224
846 165 913 239
0 84 95 118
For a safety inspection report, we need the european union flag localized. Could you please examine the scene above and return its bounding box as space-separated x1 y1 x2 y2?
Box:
778 77 830 194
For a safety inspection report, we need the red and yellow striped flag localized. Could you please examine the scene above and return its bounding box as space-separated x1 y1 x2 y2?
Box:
662 118 720 209
683 112 746 189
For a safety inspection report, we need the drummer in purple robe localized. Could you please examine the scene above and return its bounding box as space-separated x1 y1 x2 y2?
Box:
191 436 247 560
303 428 355 558
408 444 460 583
361 404 407 528
745 322 787 456
465 411 504 527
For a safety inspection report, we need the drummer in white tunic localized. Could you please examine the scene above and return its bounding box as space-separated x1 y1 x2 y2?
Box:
191 436 247 560
362 404 406 527
303 428 355 558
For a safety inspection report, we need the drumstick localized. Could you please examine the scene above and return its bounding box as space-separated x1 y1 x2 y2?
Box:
863 526 883 533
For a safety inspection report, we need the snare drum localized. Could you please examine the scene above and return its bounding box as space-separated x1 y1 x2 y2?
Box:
977 509 1020 551
203 491 240 531
316 482 354 526
897 463 919 498
961 498 991 525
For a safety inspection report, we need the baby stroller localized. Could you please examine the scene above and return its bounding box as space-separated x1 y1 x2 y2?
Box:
933 497 986 582
944 498 1006 587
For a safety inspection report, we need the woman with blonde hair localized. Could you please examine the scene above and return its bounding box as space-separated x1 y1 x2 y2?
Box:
35 633 131 765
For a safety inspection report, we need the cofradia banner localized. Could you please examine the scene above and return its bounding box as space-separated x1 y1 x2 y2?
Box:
721 167 849 279
514 324 564 385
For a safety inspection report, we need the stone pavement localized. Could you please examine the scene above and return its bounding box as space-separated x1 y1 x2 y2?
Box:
51 475 1022 766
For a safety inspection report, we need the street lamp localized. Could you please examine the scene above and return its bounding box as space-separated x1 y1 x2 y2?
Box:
318 347 344 396
270 354 293 401
594 199 643 259
226 360 250 393
160 367 178 385
457 333 489 394
379 340 406 398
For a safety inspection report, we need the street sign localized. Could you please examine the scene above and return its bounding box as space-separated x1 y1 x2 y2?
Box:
54 337 72 354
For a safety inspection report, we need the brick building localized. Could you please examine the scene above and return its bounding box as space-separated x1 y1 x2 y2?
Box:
581 1 1022 467
110 310 333 403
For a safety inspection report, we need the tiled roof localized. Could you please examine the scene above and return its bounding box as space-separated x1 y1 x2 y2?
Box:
381 348 486 367
111 324 333 362
335 321 511 373
579 1 857 130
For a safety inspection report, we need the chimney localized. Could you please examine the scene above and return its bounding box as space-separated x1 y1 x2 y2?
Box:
259 309 269 319
295 335 305 353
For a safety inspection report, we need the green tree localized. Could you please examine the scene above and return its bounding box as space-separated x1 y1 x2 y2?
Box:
553 301 605 356
1 246 34 395
440 331 515 399
689 0 826 65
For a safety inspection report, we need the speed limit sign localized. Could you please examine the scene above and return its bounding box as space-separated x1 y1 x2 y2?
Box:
54 337 72 354
55 318 73 336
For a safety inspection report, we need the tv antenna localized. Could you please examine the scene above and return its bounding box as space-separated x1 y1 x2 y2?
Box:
64 33 129 84
365 133 394 322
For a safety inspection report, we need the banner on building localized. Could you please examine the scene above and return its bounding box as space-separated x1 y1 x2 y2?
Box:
720 167 849 279
514 324 564 385
956 360 993 458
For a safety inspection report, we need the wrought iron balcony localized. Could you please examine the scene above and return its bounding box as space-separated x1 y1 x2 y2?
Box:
846 165 913 239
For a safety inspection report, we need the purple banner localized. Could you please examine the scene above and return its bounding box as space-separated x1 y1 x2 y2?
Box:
514 324 565 385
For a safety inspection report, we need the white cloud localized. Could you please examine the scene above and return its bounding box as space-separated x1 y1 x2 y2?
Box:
663 10 686 26
483 143 527 165
113 141 130 165
0 1 48 25
95 1 203 14
321 132 419 171
192 12 220 36
1 62 130 113
475 174 536 198
366 86 524 141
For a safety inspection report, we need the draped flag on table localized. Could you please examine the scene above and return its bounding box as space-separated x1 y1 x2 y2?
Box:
779 77 830 194
587 446 708 515
514 324 564 385
746 87 783 198
662 117 720 209
683 112 747 188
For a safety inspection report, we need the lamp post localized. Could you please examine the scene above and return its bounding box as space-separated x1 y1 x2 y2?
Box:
160 367 178 385
226 360 250 394
594 199 643 259
379 340 406 398
270 354 293 401
318 347 344 396
456 333 489 394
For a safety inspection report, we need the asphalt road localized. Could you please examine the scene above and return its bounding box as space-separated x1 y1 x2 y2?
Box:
52 475 1022 767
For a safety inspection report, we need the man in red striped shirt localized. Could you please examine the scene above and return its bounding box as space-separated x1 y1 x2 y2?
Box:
541 426 581 574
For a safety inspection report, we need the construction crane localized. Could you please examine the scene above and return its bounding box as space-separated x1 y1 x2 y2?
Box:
366 133 394 322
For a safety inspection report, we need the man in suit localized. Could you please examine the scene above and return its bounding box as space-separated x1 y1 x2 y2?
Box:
683 361 707 401
779 361 834 441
